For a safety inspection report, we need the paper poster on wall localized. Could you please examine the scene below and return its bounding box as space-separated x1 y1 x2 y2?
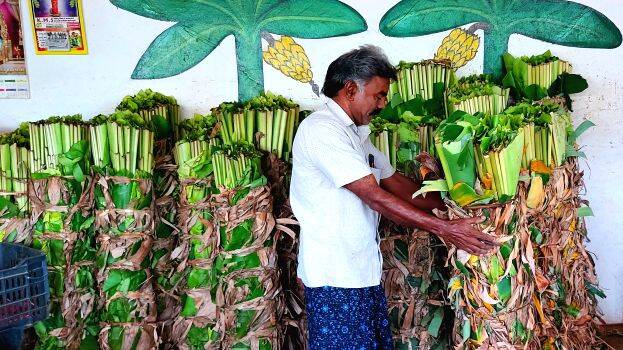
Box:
29 0 88 55
0 0 29 99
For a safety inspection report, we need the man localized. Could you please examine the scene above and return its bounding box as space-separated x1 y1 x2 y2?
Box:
290 46 498 349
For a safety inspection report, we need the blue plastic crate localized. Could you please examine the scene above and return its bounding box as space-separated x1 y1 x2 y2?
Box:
0 243 49 331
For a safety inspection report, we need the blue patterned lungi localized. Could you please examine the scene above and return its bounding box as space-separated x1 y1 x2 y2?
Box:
305 285 394 350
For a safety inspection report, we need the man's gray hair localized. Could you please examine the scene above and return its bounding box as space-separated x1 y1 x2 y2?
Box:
321 45 397 98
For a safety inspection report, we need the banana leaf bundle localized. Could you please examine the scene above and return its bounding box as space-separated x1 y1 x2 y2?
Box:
394 112 440 178
502 51 584 103
473 113 525 201
380 221 449 350
28 116 97 349
0 123 31 244
370 117 398 168
169 114 221 350
90 112 157 350
431 111 483 206
442 158 604 349
390 59 456 102
210 144 282 349
213 92 300 160
116 88 179 144
505 51 571 91
447 75 510 116
370 113 439 172
503 99 572 169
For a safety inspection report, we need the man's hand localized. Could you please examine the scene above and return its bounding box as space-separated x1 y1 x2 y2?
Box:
430 217 499 255
344 175 498 256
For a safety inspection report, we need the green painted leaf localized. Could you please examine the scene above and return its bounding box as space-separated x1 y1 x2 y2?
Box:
380 1 487 37
380 0 621 77
261 0 367 38
132 22 232 79
109 0 178 21
511 1 622 49
114 0 366 100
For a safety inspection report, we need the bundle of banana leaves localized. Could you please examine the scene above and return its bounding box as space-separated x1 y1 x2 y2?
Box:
504 99 572 168
28 115 98 349
473 113 525 201
394 112 440 178
370 113 439 177
118 90 182 335
0 123 30 244
428 111 482 206
210 143 282 349
504 51 571 91
380 221 450 350
169 114 221 350
116 88 179 144
212 92 300 160
370 117 398 168
390 60 456 102
442 158 604 349
90 112 158 350
447 75 510 116
502 51 586 104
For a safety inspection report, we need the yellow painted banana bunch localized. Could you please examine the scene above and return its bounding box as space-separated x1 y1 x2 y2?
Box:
263 36 313 83
435 28 480 69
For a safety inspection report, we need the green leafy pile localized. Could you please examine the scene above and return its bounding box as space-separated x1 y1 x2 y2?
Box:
213 92 300 160
370 117 398 168
0 124 30 221
447 74 510 115
504 100 572 168
473 113 525 200
29 115 98 348
212 143 266 191
117 89 177 111
178 113 219 143
89 111 154 177
117 89 179 142
502 51 587 106
391 60 456 101
29 115 89 181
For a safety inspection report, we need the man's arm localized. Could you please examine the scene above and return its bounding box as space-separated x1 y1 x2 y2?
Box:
380 172 445 212
345 174 497 255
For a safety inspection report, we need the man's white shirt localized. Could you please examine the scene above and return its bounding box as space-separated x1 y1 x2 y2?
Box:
290 98 395 288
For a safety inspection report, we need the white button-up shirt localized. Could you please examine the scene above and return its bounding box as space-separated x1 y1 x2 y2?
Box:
290 98 395 288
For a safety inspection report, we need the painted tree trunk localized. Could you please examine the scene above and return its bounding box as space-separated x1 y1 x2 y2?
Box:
236 33 264 102
483 27 511 79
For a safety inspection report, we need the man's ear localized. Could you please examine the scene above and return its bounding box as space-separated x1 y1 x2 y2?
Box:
343 80 359 101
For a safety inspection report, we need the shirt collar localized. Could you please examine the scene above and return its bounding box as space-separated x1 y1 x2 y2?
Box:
326 98 355 127
325 98 371 144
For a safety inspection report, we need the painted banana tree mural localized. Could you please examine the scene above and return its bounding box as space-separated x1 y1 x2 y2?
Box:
380 0 622 77
109 0 366 101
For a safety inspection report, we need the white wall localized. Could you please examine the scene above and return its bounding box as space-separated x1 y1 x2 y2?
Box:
2 0 622 323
